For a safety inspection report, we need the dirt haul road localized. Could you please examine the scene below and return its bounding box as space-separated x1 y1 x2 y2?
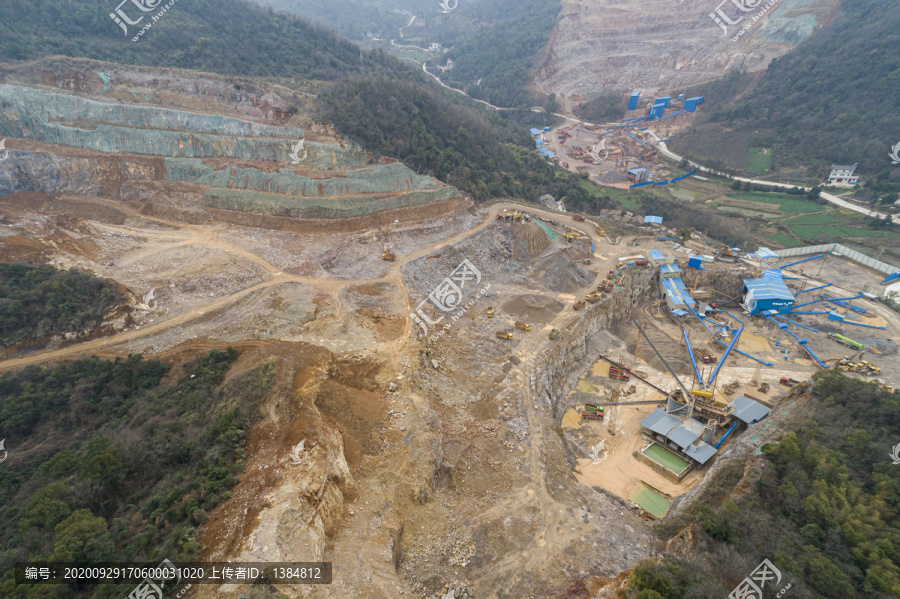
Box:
0 201 604 372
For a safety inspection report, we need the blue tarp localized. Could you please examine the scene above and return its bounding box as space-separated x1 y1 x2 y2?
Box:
643 215 663 225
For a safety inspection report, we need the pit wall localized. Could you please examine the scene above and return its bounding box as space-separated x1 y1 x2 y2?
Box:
533 267 659 418
203 186 459 219
165 159 437 196
0 85 367 168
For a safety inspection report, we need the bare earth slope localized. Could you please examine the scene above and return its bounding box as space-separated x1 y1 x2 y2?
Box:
534 0 838 98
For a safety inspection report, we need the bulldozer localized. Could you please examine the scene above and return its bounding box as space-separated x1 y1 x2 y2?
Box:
514 321 531 331
381 248 396 261
487 307 494 318
495 331 513 340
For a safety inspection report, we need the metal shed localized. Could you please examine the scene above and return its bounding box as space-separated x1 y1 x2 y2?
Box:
727 396 771 425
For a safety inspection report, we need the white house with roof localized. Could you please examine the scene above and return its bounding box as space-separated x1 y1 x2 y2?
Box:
827 164 859 186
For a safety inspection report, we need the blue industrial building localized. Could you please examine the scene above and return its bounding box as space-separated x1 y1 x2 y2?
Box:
654 96 671 108
684 97 705 113
741 270 794 314
649 103 666 120
529 128 542 136
629 90 641 111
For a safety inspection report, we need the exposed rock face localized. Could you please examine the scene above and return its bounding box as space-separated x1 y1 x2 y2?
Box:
533 0 836 98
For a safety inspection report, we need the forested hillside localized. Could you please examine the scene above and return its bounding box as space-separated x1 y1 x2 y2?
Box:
0 0 410 81
672 0 900 182
624 372 900 598
0 264 124 347
317 75 561 201
425 0 560 108
0 348 274 598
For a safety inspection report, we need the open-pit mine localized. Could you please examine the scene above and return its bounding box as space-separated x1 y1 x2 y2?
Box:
2 59 898 599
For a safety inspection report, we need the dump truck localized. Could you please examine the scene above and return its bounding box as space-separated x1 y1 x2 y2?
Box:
550 327 560 340
693 348 716 364
573 215 586 222
608 366 630 380
596 226 605 236
496 331 513 340
514 321 531 331
606 271 615 280
780 377 801 386
584 403 605 414
487 307 493 318
381 250 396 261
581 411 603 421
586 292 603 303
573 300 586 311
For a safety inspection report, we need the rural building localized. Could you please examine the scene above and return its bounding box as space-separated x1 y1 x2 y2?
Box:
639 408 716 465
827 164 859 186
643 215 663 226
741 270 795 314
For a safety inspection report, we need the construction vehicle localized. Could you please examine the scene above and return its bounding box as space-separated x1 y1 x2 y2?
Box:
607 365 631 381
606 271 615 280
693 348 716 364
758 382 769 394
722 381 741 395
573 300 586 311
583 259 592 265
586 292 603 303
828 332 865 350
573 215 586 222
514 320 531 331
584 403 604 413
381 249 396 261
857 360 881 375
780 377 801 387
596 226 605 236
550 327 559 340
496 331 513 340
581 411 604 421
487 307 493 318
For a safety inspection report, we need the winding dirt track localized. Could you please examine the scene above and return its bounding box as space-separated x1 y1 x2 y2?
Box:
0 201 593 372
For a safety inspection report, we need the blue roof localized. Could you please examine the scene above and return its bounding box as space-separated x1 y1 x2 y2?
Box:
631 90 641 97
671 309 688 316
662 277 695 307
728 396 771 424
535 140 544 146
640 408 704 449
649 249 665 260
660 264 682 274
756 247 780 259
627 168 648 174
538 148 555 157
643 215 663 224
529 128 542 136
744 277 793 302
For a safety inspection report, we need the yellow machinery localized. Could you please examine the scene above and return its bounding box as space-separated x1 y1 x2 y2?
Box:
514 321 531 331
381 249 396 261
586 292 603 303
487 307 493 318
495 331 513 340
